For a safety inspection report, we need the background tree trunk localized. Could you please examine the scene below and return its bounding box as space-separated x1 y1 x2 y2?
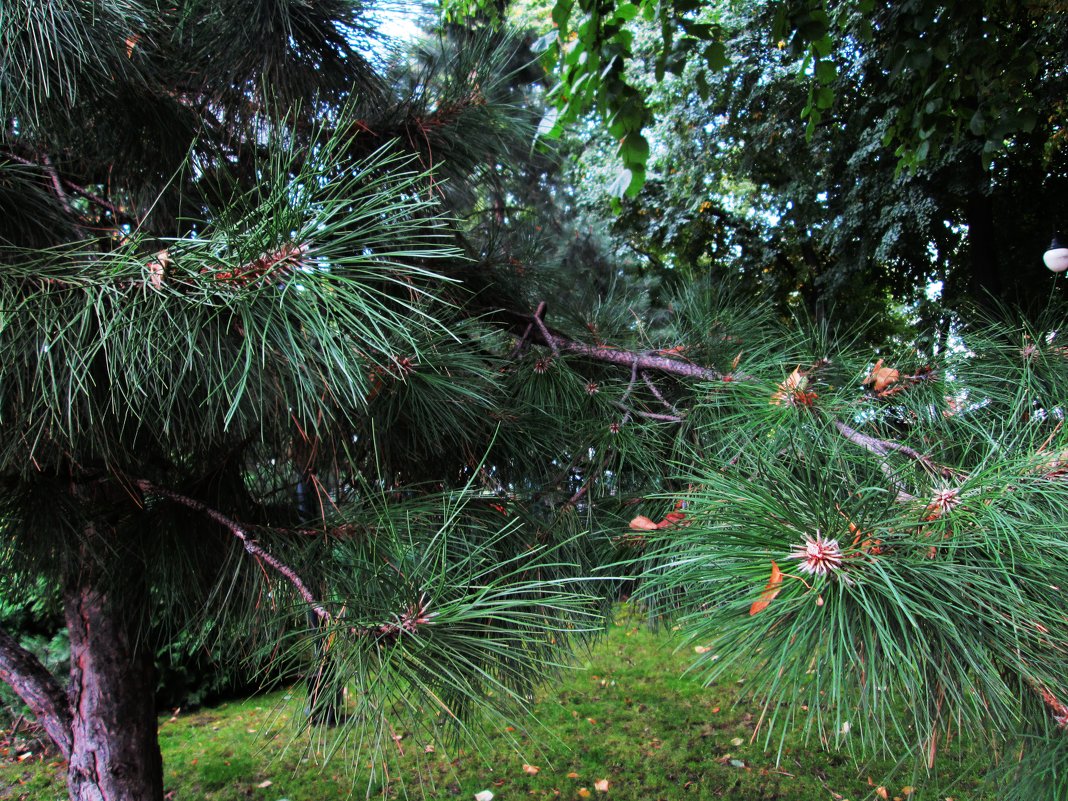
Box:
64 566 163 801
967 182 1001 301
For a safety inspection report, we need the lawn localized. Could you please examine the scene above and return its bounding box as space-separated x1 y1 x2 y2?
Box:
1 607 996 801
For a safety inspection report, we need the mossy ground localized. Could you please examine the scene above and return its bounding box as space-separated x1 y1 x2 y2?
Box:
0 607 995 801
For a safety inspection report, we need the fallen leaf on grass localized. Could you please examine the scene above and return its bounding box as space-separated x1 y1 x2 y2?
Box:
875 787 889 800
694 645 711 654
256 780 272 788
594 779 609 792
578 788 591 798
523 764 540 775
566 772 580 779
474 791 494 801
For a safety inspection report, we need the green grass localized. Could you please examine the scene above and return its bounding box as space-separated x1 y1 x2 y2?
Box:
0 607 997 801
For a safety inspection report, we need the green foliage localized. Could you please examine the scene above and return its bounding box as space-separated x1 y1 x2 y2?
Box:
2 0 1068 795
445 0 727 195
633 303 1068 788
0 0 629 787
542 0 1068 322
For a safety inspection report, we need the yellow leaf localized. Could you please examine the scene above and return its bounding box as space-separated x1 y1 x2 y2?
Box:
578 789 591 798
875 787 889 800
523 764 540 775
566 772 580 779
749 561 783 615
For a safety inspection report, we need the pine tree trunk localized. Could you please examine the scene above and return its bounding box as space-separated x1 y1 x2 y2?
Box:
64 574 163 801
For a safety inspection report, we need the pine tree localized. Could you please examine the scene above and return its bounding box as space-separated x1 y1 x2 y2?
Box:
0 3 616 799
2 2 1067 800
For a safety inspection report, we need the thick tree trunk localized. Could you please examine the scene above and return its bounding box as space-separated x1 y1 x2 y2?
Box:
64 576 164 801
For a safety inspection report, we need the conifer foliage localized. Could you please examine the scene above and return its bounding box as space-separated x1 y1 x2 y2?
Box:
630 307 1068 797
0 2 609 799
1 2 1067 800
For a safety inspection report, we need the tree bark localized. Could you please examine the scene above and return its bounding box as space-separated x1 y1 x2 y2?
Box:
0 625 72 758
966 179 1001 300
64 574 164 801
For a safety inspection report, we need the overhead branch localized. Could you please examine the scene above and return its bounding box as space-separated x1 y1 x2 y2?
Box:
134 480 331 623
2 149 134 225
523 305 722 382
0 625 72 759
833 421 958 480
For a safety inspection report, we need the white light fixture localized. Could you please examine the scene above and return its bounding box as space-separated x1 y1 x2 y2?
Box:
1044 235 1068 273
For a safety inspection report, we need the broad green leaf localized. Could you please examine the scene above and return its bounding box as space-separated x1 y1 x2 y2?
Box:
620 132 650 166
703 41 727 72
607 168 632 198
536 107 562 139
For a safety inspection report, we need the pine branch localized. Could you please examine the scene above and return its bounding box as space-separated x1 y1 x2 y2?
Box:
642 371 681 415
532 303 560 358
133 482 437 641
833 421 958 480
611 401 684 424
40 155 73 217
347 592 436 641
510 301 544 358
523 305 722 381
134 481 331 623
2 149 134 224
0 625 72 759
